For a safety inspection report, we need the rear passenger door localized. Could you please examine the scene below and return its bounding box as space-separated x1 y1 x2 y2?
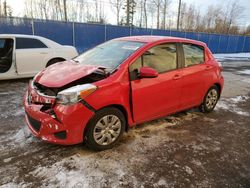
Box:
15 37 51 75
180 43 206 109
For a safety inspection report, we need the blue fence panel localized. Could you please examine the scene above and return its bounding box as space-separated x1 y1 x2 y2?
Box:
185 32 199 40
106 25 130 40
34 20 73 46
227 35 239 53
170 30 185 38
0 18 32 34
75 23 105 53
197 33 210 45
152 29 171 36
236 36 245 52
131 27 152 35
243 36 250 52
0 17 249 53
208 34 220 53
217 35 228 53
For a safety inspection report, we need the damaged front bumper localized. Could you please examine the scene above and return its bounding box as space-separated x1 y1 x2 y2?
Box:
24 82 95 145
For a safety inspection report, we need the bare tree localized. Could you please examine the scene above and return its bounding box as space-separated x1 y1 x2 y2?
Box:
224 0 244 34
110 0 124 25
0 0 2 16
152 0 163 29
63 0 67 21
143 0 147 28
161 0 170 29
176 0 181 30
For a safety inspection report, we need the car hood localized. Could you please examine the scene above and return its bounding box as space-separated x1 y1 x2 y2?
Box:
34 61 101 88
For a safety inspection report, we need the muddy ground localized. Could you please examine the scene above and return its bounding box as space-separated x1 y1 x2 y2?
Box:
0 60 250 188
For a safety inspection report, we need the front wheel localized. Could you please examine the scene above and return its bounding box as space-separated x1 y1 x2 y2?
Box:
84 107 126 150
200 85 219 113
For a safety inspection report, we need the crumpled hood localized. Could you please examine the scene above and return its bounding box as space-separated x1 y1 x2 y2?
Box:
34 61 101 88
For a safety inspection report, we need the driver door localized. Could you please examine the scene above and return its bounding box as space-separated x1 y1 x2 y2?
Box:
130 43 183 123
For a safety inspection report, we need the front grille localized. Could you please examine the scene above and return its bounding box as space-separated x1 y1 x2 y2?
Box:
26 112 41 132
33 82 58 97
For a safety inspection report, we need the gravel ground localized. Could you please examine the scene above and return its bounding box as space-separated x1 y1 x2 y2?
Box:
0 60 250 188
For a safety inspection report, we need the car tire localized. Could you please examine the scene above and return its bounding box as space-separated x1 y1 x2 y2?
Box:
46 58 64 67
200 85 219 113
84 107 126 151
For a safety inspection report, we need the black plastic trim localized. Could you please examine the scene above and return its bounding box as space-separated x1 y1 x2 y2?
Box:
79 100 96 112
54 131 67 140
26 112 41 132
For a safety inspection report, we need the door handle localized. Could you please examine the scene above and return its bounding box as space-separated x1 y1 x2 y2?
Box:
173 74 182 80
205 65 212 70
40 52 48 54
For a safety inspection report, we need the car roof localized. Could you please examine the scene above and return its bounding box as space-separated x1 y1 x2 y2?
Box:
0 34 61 47
115 35 206 46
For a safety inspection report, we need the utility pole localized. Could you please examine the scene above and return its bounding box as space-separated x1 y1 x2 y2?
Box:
0 0 2 16
3 0 7 17
63 0 67 21
126 0 129 25
177 0 181 30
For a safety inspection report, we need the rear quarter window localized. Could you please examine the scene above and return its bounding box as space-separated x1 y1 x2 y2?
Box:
183 43 204 67
16 38 47 49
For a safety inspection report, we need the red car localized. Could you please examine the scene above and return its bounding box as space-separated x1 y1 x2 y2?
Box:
24 36 224 150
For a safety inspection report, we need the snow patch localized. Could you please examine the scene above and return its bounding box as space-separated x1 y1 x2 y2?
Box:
12 126 32 143
216 95 249 116
238 69 250 75
30 153 134 188
3 157 13 163
214 53 250 62
185 166 193 175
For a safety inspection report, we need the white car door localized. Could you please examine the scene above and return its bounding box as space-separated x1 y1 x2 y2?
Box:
15 37 52 75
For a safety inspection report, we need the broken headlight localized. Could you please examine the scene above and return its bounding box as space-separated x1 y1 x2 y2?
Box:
57 84 97 105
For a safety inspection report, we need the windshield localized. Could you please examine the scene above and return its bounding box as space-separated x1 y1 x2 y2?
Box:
74 40 145 70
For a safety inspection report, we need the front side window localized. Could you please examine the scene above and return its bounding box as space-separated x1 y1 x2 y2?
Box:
16 38 47 49
183 44 204 67
129 43 177 74
74 40 145 71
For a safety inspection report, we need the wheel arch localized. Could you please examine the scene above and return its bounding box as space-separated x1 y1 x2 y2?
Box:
96 104 129 131
46 57 66 67
214 83 222 98
83 104 129 142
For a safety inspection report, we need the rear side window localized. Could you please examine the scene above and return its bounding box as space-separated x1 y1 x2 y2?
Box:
130 43 177 74
183 44 204 67
16 38 47 49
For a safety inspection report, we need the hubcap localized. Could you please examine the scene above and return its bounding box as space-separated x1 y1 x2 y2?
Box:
205 89 218 110
93 115 121 146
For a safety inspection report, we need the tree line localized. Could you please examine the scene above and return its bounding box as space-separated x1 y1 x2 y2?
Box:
0 0 249 35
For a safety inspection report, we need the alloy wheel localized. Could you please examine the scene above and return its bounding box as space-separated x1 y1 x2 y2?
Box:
205 88 218 110
93 115 122 146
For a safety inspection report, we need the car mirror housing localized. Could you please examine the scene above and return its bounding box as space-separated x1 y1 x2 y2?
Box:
139 67 158 78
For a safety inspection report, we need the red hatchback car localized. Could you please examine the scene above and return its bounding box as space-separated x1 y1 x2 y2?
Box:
24 36 224 150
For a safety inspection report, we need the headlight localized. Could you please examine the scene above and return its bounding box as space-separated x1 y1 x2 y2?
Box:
57 84 97 105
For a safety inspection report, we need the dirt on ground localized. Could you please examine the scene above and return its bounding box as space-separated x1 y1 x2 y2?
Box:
0 60 250 188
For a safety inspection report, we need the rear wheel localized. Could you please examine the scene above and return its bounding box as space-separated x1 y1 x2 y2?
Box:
200 85 219 113
84 107 126 150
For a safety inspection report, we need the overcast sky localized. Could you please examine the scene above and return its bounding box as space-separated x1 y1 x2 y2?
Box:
6 0 250 26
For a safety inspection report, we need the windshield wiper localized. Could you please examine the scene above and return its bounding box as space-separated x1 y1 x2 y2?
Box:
96 66 111 77
72 59 79 63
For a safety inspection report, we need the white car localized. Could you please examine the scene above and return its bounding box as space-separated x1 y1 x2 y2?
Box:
0 34 78 80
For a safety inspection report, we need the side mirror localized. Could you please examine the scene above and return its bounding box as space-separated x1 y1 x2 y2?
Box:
139 67 158 78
